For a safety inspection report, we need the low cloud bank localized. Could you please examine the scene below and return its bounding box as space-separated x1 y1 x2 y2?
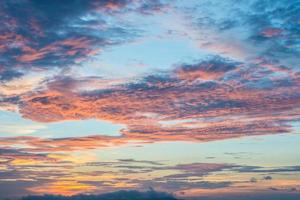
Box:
19 190 180 200
188 193 300 200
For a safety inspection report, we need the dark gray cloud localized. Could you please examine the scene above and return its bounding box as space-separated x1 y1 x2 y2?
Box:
263 175 272 180
140 180 232 191
117 159 164 166
0 181 43 200
235 165 300 173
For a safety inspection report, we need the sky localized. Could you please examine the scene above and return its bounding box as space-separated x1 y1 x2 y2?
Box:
0 0 300 199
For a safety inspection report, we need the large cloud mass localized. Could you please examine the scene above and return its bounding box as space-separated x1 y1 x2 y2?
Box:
15 56 300 146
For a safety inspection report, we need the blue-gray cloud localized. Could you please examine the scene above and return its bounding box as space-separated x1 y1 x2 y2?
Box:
0 0 167 81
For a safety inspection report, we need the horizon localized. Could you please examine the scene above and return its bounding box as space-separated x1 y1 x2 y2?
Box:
0 0 300 199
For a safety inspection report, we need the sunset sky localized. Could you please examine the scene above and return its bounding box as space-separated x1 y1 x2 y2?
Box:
0 0 300 199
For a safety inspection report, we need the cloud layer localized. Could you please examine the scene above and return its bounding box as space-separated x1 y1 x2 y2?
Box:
13 56 300 147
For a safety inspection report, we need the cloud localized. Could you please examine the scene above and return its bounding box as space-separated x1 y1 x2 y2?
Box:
0 0 167 82
175 57 238 81
16 189 300 200
0 149 235 197
117 159 164 166
188 193 300 200
6 56 297 147
20 190 180 200
0 72 47 97
0 147 73 169
80 162 233 193
1 1 299 148
175 0 300 69
0 180 44 200
263 176 272 180
1 148 300 199
1 1 300 199
0 135 126 152
235 165 300 173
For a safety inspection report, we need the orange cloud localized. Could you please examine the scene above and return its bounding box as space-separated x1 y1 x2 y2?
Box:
15 57 300 148
17 37 99 63
28 181 97 196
